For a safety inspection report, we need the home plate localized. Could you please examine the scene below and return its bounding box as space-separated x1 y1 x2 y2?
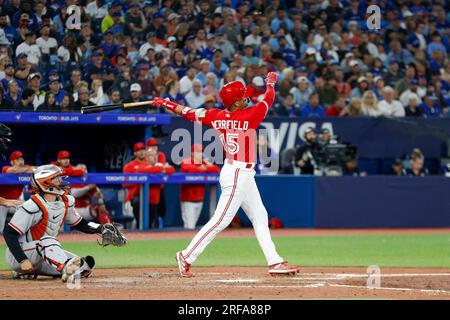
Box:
216 279 259 283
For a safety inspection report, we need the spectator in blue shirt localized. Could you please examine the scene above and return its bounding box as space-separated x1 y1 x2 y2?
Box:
387 40 414 69
420 95 442 118
277 36 297 67
48 77 67 105
100 29 120 59
427 32 447 56
0 13 18 45
84 50 115 90
270 9 294 32
300 92 325 118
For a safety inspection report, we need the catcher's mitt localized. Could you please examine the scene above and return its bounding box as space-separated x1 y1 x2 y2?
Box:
98 223 127 247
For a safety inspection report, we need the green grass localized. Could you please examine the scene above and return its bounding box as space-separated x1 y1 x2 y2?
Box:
1 233 450 270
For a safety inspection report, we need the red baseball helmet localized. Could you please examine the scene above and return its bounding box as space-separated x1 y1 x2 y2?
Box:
219 81 253 109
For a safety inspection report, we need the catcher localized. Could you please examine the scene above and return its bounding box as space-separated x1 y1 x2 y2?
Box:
3 164 127 281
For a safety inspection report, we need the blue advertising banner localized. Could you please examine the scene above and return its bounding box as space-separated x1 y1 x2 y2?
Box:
160 117 450 160
0 112 171 126
0 173 219 185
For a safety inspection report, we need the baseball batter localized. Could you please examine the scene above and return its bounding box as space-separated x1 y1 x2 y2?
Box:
3 165 125 280
151 72 299 277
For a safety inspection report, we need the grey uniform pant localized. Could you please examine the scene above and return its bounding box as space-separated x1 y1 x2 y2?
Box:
5 237 76 277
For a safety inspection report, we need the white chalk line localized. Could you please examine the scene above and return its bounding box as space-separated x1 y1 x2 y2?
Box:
212 273 450 295
329 284 450 294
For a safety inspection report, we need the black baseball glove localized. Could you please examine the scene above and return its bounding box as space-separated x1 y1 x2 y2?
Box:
98 223 128 247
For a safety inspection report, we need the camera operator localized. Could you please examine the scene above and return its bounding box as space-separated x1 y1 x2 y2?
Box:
295 128 319 175
318 128 331 147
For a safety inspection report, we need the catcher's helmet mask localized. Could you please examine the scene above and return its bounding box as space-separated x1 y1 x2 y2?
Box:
30 165 70 196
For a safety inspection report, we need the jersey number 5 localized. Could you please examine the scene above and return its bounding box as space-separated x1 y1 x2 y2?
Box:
220 133 240 155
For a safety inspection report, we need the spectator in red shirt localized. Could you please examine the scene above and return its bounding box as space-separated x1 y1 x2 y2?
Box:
179 144 220 229
122 142 148 229
51 150 112 224
325 96 347 117
0 151 33 234
141 151 175 229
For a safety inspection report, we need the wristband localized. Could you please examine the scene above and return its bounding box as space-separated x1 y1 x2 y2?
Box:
181 106 191 115
163 99 179 112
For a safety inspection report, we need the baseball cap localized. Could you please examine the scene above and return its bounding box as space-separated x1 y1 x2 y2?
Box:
49 77 60 84
138 63 150 70
17 53 28 59
92 50 103 57
409 79 419 85
168 13 180 20
133 142 145 152
167 36 176 43
28 73 41 81
358 76 368 83
252 76 264 87
130 83 142 92
349 60 359 67
305 48 316 55
146 138 158 147
57 150 70 160
20 13 29 21
10 151 23 161
4 63 14 69
146 32 156 39
373 76 382 83
297 76 308 84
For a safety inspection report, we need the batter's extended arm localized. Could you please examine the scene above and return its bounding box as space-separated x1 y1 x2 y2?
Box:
150 98 217 126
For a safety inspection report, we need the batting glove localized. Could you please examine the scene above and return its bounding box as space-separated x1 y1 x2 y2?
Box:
265 72 278 86
151 97 179 112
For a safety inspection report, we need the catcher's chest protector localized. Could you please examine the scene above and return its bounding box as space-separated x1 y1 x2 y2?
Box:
29 194 68 240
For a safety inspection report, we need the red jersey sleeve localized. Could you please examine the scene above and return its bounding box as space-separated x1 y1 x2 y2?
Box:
157 151 167 164
206 164 220 173
141 165 164 174
181 108 222 127
62 167 85 176
122 161 136 189
245 85 275 125
2 166 11 174
180 159 208 173
163 165 175 174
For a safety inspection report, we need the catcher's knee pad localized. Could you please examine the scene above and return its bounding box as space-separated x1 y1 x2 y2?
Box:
74 256 95 278
36 237 67 272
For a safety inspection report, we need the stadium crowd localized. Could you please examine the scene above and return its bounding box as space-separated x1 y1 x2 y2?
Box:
0 0 448 117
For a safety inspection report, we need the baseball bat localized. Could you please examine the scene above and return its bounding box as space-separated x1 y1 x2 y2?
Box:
80 100 154 114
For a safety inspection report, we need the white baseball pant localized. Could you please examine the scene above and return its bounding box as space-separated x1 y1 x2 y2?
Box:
180 161 284 266
180 201 204 229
